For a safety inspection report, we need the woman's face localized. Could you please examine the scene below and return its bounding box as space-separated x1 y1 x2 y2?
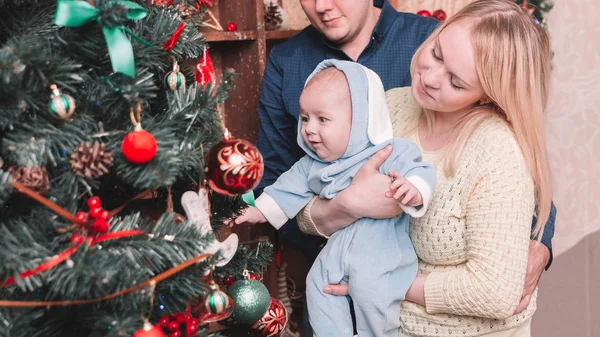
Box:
411 20 486 114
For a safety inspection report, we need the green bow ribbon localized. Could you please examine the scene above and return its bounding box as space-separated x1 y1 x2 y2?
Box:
54 0 148 78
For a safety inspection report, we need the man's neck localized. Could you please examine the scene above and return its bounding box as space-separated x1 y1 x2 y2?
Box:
339 7 382 61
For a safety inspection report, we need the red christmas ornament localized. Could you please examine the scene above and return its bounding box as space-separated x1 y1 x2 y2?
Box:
250 297 288 337
122 125 158 165
168 321 179 332
205 130 264 196
92 219 109 233
133 322 165 337
195 48 216 87
159 316 170 329
87 196 101 209
70 234 84 244
432 9 446 21
226 21 237 32
89 207 103 219
417 10 432 17
75 212 88 223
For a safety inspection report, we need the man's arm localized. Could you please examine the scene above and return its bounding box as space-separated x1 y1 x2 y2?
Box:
534 202 557 270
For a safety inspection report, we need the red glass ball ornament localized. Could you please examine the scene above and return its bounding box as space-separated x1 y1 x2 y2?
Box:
75 212 88 223
87 196 101 209
226 21 237 32
205 132 264 196
174 313 186 324
250 297 288 337
70 234 84 245
249 273 258 280
89 207 103 219
133 322 166 337
417 10 432 17
159 316 170 329
168 321 179 332
122 126 158 165
92 219 109 233
432 9 447 21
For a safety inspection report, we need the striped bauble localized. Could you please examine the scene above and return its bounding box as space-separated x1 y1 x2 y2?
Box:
48 93 76 119
164 69 185 91
204 282 230 315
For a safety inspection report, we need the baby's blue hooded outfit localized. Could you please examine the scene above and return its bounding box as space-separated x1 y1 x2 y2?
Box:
255 60 436 337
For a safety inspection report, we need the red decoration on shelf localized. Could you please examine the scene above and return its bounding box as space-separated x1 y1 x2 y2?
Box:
195 48 216 87
432 9 447 21
226 21 237 32
417 10 432 17
163 22 186 51
250 297 288 337
205 130 264 196
122 125 158 165
133 322 166 337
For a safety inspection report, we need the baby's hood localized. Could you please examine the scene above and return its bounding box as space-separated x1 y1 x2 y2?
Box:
297 59 393 161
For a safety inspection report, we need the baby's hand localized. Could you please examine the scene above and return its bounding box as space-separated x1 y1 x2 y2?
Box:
225 206 267 227
388 171 423 206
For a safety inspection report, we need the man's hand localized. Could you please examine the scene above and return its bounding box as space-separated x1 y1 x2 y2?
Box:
514 240 550 314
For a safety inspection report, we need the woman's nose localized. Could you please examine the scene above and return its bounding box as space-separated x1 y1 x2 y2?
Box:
422 65 443 90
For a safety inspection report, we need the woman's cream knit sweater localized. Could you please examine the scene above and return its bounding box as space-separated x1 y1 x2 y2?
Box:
297 87 537 336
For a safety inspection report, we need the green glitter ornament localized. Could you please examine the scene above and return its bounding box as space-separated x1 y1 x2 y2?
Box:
227 273 270 324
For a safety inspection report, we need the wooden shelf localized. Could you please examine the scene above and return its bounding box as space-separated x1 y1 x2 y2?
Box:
266 29 302 40
202 30 258 42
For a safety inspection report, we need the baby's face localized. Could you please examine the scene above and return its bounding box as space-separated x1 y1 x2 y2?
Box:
299 76 352 161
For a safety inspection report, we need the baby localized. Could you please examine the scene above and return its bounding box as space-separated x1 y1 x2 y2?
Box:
236 60 436 337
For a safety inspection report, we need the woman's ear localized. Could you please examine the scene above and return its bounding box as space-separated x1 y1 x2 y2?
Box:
478 95 493 105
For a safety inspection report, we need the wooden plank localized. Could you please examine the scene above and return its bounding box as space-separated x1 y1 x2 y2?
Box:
203 30 258 42
266 29 301 40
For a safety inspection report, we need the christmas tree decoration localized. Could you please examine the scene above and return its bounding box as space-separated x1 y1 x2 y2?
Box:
432 9 447 21
250 297 288 337
226 22 238 32
195 47 216 87
204 280 231 315
133 321 166 337
205 129 264 197
227 272 270 324
417 10 432 17
70 141 114 179
164 60 186 91
48 84 76 120
520 0 537 15
7 166 50 194
122 124 158 165
264 1 283 31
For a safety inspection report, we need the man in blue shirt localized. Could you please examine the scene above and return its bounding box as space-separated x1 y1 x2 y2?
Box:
254 0 556 331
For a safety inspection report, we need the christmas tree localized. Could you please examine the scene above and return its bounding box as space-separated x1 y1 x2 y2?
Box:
0 1 276 336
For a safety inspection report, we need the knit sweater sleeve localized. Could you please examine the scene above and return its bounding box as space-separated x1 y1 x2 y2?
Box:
423 120 535 320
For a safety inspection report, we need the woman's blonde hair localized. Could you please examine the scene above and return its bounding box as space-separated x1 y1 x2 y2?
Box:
410 0 552 237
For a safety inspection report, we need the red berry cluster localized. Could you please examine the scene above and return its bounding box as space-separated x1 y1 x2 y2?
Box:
71 197 110 241
157 312 199 337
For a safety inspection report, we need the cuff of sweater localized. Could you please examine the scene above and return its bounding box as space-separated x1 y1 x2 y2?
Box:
255 193 288 229
296 196 330 239
424 271 448 314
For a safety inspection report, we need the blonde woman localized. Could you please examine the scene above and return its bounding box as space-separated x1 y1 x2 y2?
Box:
296 0 553 336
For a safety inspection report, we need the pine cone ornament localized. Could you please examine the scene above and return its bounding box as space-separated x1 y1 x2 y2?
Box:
70 142 113 179
8 166 50 194
264 2 283 31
